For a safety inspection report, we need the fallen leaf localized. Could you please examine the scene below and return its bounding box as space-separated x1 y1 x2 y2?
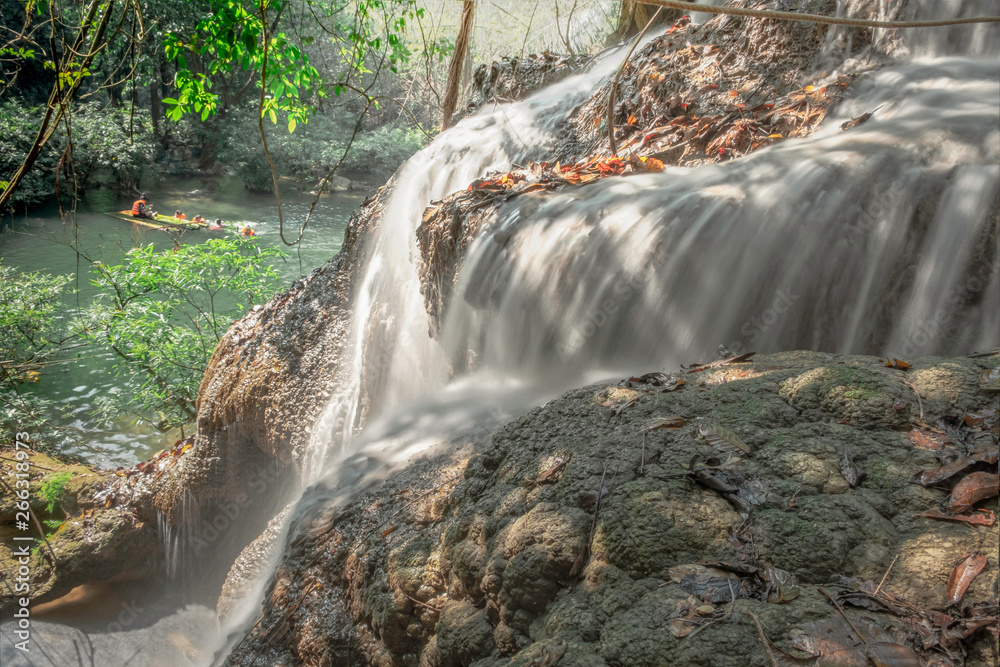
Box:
910 448 998 486
838 445 866 488
699 424 751 455
884 357 911 370
645 415 686 431
947 472 1000 513
946 553 988 607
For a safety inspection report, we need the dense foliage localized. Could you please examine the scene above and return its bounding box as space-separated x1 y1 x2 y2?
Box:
1 237 284 442
82 237 285 430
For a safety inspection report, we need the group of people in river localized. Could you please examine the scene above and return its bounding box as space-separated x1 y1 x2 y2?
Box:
131 194 256 236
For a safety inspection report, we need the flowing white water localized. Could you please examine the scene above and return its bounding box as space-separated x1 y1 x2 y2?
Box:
303 36 659 474
3 5 998 665
442 57 1000 374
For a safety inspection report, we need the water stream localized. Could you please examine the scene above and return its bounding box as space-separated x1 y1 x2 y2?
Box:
3 3 998 665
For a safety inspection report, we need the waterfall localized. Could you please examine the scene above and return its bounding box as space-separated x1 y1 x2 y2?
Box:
441 58 999 374
277 8 997 659
304 5 999 476
5 3 996 665
302 36 661 473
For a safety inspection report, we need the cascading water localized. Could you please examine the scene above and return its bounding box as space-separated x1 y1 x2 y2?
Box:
4 3 998 665
302 40 656 473
442 58 999 374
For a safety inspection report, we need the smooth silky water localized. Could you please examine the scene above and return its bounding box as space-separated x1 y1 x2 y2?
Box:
3 4 998 664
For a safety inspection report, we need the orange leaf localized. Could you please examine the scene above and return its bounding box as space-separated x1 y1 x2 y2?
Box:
946 553 988 606
643 157 665 172
728 90 738 97
948 472 1000 513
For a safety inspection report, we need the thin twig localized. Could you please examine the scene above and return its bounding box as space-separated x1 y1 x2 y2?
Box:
874 554 899 597
819 586 868 645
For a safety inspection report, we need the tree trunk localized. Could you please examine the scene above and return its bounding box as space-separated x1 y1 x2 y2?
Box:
610 1 682 42
150 62 161 143
440 0 475 131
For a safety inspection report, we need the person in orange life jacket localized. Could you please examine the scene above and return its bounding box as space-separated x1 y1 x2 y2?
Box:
131 194 156 219
208 218 225 231
174 210 187 220
240 225 255 236
192 215 206 224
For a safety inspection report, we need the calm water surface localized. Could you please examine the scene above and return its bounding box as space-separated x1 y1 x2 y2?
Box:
1 176 370 466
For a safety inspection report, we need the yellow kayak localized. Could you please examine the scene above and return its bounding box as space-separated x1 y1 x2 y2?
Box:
107 210 208 230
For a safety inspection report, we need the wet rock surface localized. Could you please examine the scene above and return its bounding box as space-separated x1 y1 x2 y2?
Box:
0 449 159 612
228 350 1000 666
461 52 592 119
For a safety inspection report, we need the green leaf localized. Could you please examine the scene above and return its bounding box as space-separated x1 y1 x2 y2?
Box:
287 117 296 133
268 108 277 124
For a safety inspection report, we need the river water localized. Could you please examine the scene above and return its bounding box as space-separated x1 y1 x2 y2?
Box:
1 176 367 466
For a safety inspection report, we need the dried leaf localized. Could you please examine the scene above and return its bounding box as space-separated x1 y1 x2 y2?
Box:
838 445 865 488
947 472 1000 513
946 553 988 607
910 449 998 486
905 429 951 450
645 415 686 431
884 357 911 370
381 526 398 538
866 642 921 667
699 424 751 455
915 509 996 526
979 367 1000 390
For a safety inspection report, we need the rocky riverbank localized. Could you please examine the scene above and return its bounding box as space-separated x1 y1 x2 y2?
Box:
227 350 999 666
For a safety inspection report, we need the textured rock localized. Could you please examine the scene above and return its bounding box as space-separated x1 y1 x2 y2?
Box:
227 350 1000 666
